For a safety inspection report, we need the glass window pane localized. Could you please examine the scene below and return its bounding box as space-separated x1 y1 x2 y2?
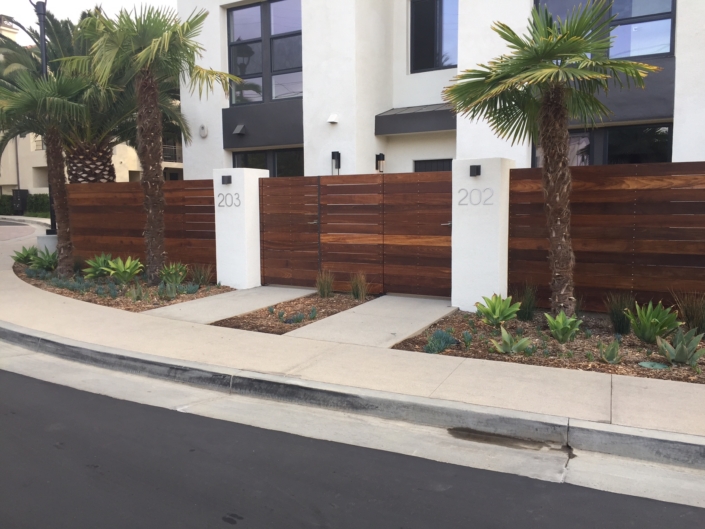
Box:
273 71 303 99
535 1 574 20
275 149 304 177
612 0 672 20
230 42 262 77
271 0 302 35
410 0 437 72
231 77 263 105
607 125 671 164
271 34 303 72
610 19 671 57
535 133 591 167
230 5 261 42
234 151 268 170
441 0 458 67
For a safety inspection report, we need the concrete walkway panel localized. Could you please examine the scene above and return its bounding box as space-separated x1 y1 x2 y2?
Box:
285 294 456 348
430 359 612 422
143 286 314 324
612 375 705 437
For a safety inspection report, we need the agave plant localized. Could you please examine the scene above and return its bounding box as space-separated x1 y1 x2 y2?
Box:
101 256 144 284
475 294 521 327
657 328 705 369
159 262 189 285
491 326 532 355
12 246 38 265
83 252 112 279
599 340 622 365
545 311 582 344
626 301 681 344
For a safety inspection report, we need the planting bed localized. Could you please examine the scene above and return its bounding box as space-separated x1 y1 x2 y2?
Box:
213 293 371 335
14 263 231 313
393 310 705 384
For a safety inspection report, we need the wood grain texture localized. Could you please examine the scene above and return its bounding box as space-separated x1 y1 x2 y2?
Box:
509 162 705 312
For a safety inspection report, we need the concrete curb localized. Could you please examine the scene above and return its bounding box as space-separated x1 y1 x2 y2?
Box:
1 318 704 469
0 215 50 228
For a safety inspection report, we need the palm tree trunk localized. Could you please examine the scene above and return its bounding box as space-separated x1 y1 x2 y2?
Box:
136 70 166 285
538 84 576 316
45 127 73 278
66 143 117 184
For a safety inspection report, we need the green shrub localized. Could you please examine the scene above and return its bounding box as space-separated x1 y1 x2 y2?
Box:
26 193 50 213
160 262 189 285
475 294 521 327
126 280 146 302
491 326 532 355
545 311 582 344
29 248 58 271
286 313 306 324
461 331 473 348
12 246 38 265
0 195 12 215
309 307 317 320
656 328 705 369
102 256 144 284
190 263 214 286
25 268 53 280
316 269 334 298
83 253 112 279
604 292 634 335
424 329 457 354
626 301 681 344
158 281 178 300
599 340 623 364
350 272 368 301
50 277 91 294
514 284 537 322
671 291 705 334
178 283 200 295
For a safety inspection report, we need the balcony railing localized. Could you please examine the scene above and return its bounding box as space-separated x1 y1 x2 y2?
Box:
163 144 183 163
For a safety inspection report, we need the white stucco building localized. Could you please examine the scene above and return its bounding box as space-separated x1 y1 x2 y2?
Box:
178 0 701 179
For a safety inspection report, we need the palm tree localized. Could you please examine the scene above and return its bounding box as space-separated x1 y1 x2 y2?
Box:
68 7 239 283
443 0 659 316
0 72 87 277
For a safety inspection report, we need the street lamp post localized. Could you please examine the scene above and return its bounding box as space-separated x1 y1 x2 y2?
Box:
29 0 57 234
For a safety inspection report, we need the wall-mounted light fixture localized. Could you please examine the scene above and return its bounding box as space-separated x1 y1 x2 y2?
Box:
375 153 385 173
222 175 232 185
233 124 246 135
327 114 339 124
331 151 341 175
469 165 481 177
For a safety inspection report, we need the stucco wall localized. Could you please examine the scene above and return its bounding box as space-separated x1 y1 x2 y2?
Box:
384 131 456 174
672 0 705 162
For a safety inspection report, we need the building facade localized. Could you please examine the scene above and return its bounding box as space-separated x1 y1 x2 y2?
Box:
177 0 703 179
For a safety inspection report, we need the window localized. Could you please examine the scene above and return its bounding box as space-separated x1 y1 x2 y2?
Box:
533 124 672 167
606 124 672 164
233 148 304 177
609 0 674 58
414 159 453 172
410 0 458 73
228 0 302 105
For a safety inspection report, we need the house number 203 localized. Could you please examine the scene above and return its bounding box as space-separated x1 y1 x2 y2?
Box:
458 188 494 206
217 192 241 208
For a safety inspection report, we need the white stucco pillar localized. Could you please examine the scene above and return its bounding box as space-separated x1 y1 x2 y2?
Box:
451 158 514 311
211 168 268 289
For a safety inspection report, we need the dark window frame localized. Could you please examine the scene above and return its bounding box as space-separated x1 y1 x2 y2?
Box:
608 0 676 60
227 0 303 107
414 159 453 172
410 0 458 74
232 147 305 177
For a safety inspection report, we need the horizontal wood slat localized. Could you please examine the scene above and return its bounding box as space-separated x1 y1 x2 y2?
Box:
66 181 217 273
509 162 705 312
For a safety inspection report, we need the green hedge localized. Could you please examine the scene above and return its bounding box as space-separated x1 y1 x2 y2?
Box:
0 195 12 215
27 193 50 213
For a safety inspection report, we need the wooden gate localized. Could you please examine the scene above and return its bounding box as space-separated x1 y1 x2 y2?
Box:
260 172 452 297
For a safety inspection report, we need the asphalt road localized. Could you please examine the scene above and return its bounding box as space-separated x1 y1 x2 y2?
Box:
1 370 703 529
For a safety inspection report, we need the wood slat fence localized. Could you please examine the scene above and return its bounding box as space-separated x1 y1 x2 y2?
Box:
67 180 216 268
509 162 705 312
260 172 452 297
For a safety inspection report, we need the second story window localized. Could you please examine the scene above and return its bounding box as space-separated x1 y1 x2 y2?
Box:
410 0 458 73
610 0 674 58
228 0 302 105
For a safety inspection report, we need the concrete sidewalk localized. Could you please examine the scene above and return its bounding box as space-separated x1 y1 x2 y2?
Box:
286 294 456 347
1 226 705 469
144 285 314 324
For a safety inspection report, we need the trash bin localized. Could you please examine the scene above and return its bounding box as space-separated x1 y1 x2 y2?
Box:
12 189 29 216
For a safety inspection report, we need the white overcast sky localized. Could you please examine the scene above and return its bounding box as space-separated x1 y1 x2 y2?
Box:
3 1 178 46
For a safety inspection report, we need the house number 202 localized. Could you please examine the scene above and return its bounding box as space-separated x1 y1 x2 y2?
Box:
458 188 494 206
217 193 241 207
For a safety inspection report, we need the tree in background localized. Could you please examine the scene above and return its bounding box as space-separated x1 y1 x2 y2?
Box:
69 7 239 283
443 0 658 315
